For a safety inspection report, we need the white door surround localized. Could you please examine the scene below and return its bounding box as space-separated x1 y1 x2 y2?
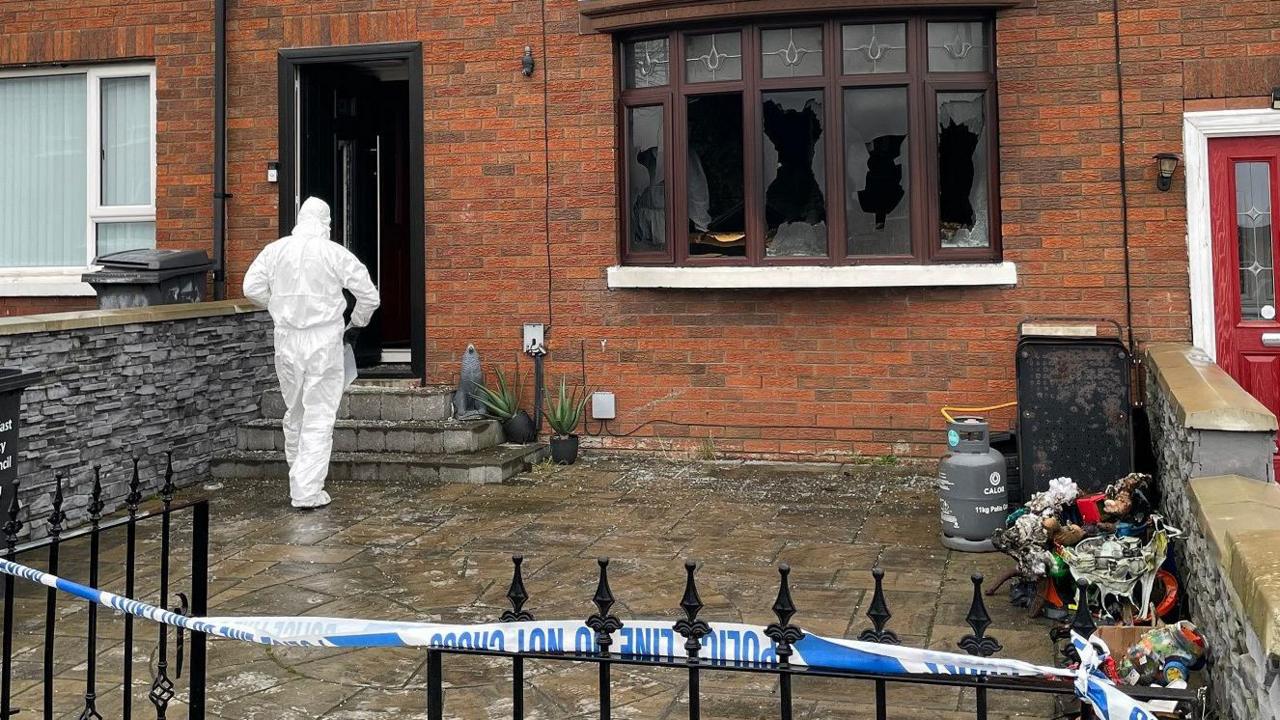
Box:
1184 109 1280 359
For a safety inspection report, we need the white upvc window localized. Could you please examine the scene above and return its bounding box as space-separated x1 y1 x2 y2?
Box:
0 63 156 297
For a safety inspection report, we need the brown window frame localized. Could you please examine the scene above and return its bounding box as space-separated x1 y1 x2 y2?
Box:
617 14 1000 267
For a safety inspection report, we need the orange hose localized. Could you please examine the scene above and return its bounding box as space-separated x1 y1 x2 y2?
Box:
940 401 1017 423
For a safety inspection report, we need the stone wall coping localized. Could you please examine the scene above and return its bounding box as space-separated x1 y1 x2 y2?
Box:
1145 343 1278 432
1190 474 1280 658
0 299 264 337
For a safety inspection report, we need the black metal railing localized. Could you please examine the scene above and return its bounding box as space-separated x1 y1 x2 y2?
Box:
424 557 1205 720
0 453 208 720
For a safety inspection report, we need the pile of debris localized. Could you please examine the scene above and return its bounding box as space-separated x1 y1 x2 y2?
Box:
990 473 1205 691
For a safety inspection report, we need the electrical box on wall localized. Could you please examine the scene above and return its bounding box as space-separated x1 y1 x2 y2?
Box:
523 323 545 354
267 161 279 183
591 391 616 420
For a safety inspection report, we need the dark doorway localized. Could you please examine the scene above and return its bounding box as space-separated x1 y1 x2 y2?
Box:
278 44 424 380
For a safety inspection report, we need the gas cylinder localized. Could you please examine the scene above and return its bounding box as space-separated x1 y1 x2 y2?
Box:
938 416 1009 552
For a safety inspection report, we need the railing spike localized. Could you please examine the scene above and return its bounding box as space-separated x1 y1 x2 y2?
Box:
858 566 900 645
161 451 176 504
48 476 67 536
585 557 622 654
764 564 804 664
88 467 104 521
958 573 1002 656
500 554 534 622
126 457 143 514
3 479 22 551
673 560 710 658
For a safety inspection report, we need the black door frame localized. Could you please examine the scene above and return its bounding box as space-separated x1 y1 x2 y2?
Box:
278 42 426 382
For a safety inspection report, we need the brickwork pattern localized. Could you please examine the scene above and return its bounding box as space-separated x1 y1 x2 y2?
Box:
1147 367 1280 720
2 0 1277 459
0 310 274 541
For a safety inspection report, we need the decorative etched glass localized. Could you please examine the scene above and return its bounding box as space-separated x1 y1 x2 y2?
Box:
937 91 989 248
685 32 742 83
761 27 824 78
627 106 666 253
762 90 827 257
687 94 746 257
845 87 909 255
927 22 987 72
842 24 907 75
624 38 669 89
1235 161 1276 320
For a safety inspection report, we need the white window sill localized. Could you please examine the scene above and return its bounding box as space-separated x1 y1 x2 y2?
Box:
606 262 1017 289
0 268 98 297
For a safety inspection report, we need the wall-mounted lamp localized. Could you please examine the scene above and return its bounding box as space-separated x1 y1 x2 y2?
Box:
521 46 535 77
1272 87 1280 110
1154 152 1181 192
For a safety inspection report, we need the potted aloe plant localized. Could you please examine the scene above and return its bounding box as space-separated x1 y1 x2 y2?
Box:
473 367 536 444
544 377 588 464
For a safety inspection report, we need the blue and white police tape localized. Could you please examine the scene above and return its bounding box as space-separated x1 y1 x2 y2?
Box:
0 557 1158 720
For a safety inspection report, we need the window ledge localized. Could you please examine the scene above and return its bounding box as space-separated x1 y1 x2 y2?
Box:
607 262 1017 289
0 268 97 297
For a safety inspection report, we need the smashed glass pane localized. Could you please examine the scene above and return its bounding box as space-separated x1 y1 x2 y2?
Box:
928 22 988 72
627 106 666 253
842 23 907 75
687 94 746 257
685 32 742 83
845 87 909 255
1235 161 1276 320
624 38 669 89
762 27 824 78
762 90 827 257
937 91 989 248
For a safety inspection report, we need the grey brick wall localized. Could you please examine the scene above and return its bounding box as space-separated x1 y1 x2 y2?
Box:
1 307 274 541
1147 363 1280 720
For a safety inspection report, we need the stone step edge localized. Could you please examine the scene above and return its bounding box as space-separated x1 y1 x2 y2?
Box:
263 384 454 398
239 418 498 432
213 444 544 469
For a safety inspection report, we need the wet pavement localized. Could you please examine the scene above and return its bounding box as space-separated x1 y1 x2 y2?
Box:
2 456 1059 718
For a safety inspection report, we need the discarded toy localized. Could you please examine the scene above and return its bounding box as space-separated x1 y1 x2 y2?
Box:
1116 621 1205 686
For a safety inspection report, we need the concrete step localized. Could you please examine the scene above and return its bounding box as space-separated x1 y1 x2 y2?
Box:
212 443 547 485
260 384 454 422
236 418 501 455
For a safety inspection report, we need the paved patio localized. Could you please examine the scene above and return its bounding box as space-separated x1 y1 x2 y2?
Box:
3 456 1060 719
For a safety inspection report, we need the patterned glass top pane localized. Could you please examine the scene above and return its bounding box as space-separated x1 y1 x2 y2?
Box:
842 23 907 75
761 27 824 78
927 22 988 72
685 32 742 83
624 38 669 89
1235 161 1276 321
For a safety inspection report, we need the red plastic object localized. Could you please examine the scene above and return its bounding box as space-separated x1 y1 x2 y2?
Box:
1077 493 1105 524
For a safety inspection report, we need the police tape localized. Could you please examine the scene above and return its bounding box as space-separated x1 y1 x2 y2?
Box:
0 557 1158 720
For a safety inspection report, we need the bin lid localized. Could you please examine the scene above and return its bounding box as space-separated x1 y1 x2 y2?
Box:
93 248 211 271
0 368 41 395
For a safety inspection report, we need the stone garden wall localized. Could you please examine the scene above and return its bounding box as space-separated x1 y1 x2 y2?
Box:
0 300 273 541
1145 343 1279 720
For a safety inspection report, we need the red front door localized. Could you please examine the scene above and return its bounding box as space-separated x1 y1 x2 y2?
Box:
1209 136 1280 475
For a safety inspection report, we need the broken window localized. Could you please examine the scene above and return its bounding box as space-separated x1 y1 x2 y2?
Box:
844 87 909 256
687 94 746 257
619 17 997 266
937 91 989 249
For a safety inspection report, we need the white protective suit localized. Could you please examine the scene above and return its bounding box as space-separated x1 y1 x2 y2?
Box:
243 197 380 508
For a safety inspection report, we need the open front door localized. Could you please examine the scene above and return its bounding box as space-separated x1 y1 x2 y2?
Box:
1209 135 1280 475
279 44 425 381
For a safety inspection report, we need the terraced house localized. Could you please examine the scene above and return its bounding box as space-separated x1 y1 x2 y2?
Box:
1 0 1278 460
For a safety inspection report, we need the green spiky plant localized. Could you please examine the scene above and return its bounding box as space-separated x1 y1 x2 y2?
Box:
472 367 520 421
544 377 588 438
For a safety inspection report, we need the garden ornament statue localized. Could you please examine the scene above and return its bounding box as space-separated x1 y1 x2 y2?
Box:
453 344 486 420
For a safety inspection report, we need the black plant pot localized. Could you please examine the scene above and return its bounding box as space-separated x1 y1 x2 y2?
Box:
549 435 579 465
501 410 537 444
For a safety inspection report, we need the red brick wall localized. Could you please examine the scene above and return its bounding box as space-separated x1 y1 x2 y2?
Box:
0 297 95 317
3 0 1273 460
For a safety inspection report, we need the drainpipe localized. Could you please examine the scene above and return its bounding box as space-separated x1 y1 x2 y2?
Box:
212 0 229 300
